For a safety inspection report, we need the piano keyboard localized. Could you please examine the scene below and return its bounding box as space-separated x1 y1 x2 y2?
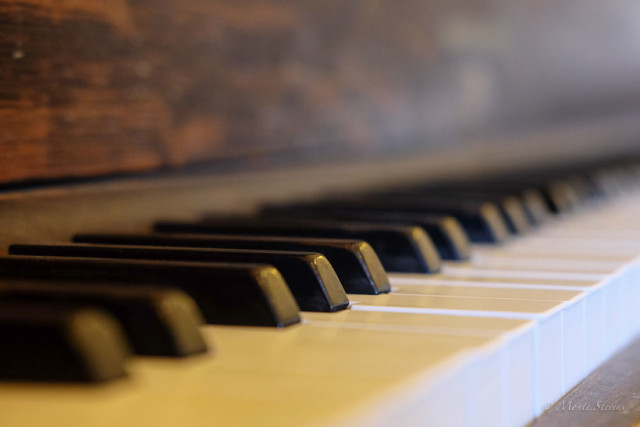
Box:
1 162 640 426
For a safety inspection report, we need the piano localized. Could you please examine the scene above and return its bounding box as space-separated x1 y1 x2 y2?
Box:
2 1 640 426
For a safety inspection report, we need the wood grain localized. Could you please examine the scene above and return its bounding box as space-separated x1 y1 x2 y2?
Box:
531 336 640 426
1 0 640 185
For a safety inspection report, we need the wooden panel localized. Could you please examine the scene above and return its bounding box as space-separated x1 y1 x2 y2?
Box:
532 334 640 426
1 0 640 185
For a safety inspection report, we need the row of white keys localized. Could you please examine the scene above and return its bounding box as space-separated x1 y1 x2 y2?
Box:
349 281 586 424
0 278 633 426
0 310 531 427
342 193 640 425
3 194 640 427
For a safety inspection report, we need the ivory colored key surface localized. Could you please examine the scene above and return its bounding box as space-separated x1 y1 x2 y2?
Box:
392 274 596 289
349 290 574 412
0 311 534 427
389 283 583 301
437 266 608 282
350 293 568 317
468 257 626 273
445 259 624 273
390 264 640 369
447 240 632 274
355 250 640 414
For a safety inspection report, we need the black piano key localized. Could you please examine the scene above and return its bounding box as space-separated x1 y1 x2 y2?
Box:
414 215 471 261
0 282 207 357
10 244 349 313
296 199 509 244
396 192 532 234
259 208 471 261
539 179 581 212
74 234 390 295
534 178 582 212
475 188 550 226
154 219 442 274
466 177 579 213
590 168 624 197
0 302 129 382
0 256 301 328
402 183 552 225
518 189 553 225
593 166 640 197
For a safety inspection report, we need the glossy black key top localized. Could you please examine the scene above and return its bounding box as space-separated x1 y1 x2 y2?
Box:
545 179 582 212
467 177 579 213
497 178 578 213
405 184 552 225
154 219 441 274
10 244 349 313
401 192 531 234
302 199 509 244
0 302 129 382
260 208 471 261
74 234 390 295
460 189 550 226
0 281 207 357
516 189 552 225
0 256 300 327
410 215 471 261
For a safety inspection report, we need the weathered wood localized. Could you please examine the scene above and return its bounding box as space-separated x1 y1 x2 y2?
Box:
1 0 639 185
530 336 640 426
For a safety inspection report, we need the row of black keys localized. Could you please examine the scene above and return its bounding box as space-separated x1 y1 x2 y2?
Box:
1 163 634 382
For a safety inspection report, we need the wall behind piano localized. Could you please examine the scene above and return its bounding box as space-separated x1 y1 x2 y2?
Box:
1 0 640 185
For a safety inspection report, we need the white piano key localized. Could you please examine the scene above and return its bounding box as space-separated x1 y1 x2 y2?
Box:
497 244 640 257
391 275 594 291
305 311 536 426
467 255 626 272
350 294 564 317
392 273 596 290
440 265 608 282
390 262 640 411
332 317 537 427
502 238 640 255
503 331 538 425
387 266 640 412
470 250 635 262
303 310 530 338
584 287 608 371
349 291 585 412
389 283 583 302
0 316 521 427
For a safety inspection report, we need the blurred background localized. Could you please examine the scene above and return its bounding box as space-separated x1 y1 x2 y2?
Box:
1 0 640 185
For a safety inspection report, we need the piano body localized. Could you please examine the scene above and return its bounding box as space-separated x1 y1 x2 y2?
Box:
2 1 640 425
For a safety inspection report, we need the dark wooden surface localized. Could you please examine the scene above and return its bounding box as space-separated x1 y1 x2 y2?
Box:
1 0 640 185
531 336 640 427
